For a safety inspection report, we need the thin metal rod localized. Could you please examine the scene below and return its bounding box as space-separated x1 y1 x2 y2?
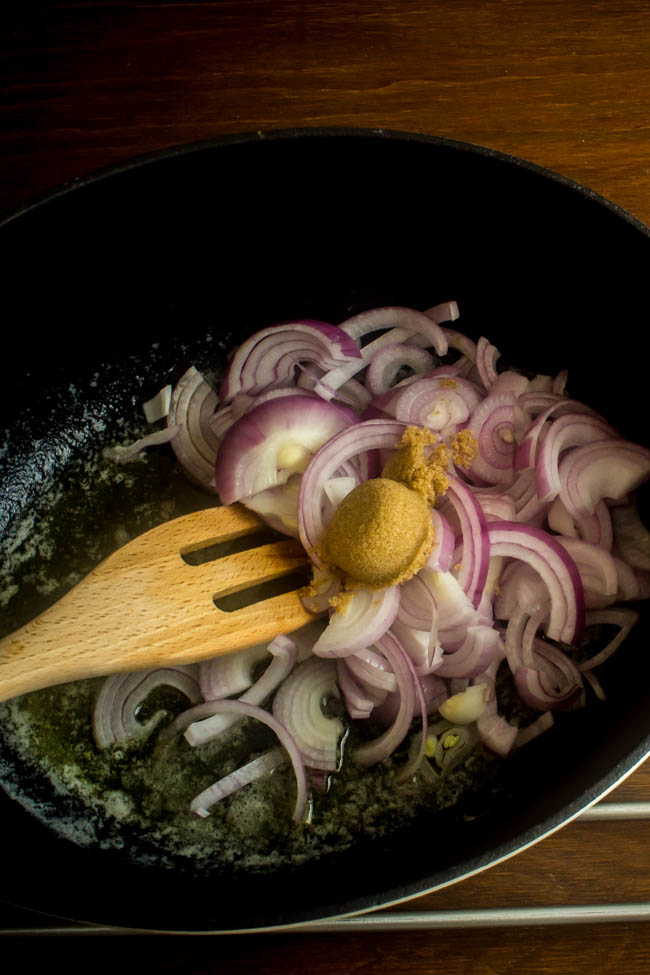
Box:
578 801 650 821
299 902 650 932
4 902 650 936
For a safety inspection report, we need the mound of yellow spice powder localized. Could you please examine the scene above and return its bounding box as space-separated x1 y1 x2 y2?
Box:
321 425 478 591
322 477 434 589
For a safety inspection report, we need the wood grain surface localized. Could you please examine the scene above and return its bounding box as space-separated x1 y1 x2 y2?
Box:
0 505 314 701
3 1 650 971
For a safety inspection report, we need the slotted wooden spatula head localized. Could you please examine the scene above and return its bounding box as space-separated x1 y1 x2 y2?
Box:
0 505 318 703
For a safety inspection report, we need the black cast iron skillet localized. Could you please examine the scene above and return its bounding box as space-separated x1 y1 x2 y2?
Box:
1 128 650 933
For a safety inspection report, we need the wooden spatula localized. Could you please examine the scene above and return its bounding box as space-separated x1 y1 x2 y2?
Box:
0 504 318 703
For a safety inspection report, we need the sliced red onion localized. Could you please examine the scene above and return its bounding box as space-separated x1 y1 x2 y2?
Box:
199 643 271 701
420 567 479 633
491 371 530 398
214 394 358 504
396 572 437 630
515 405 555 472
506 628 585 711
550 498 614 551
436 625 501 679
103 425 181 463
299 565 342 614
190 747 287 819
339 306 449 355
336 660 381 719
471 671 518 757
518 391 573 415
575 501 614 551
395 662 429 782
93 665 202 749
346 647 398 692
466 391 525 485
554 536 618 609
536 413 618 503
390 618 442 675
386 375 483 432
365 343 436 396
375 675 446 734
241 474 303 538
313 306 450 400
494 563 550 620
186 699 308 820
547 496 578 537
166 366 222 489
427 509 456 572
220 320 362 404
298 418 406 559
553 369 569 395
444 476 490 608
558 439 650 519
297 362 372 411
354 630 420 769
478 711 519 756
210 403 236 443
186 636 297 746
487 521 585 645
424 300 460 324
441 327 477 362
475 337 500 390
473 491 516 522
143 384 172 423
322 475 358 512
272 656 344 771
514 662 585 712
311 586 401 658
578 607 640 670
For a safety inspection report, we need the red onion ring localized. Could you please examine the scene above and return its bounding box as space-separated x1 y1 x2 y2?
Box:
487 521 585 645
190 747 288 819
311 586 401 658
354 630 421 769
272 656 344 771
220 320 362 404
93 665 202 749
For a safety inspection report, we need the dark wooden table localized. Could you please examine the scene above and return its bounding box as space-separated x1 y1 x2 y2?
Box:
3 2 650 971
